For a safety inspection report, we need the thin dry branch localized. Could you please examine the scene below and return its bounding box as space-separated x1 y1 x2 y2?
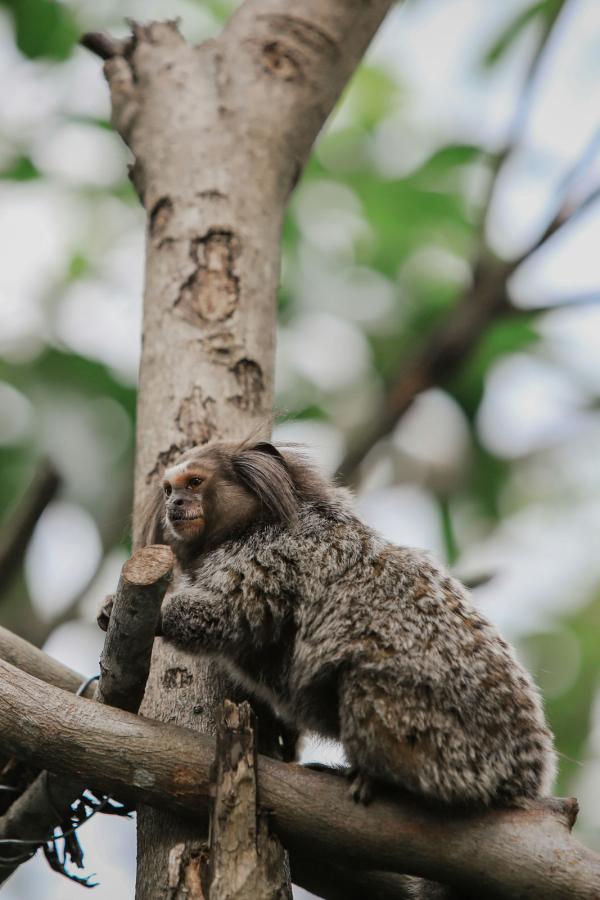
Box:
0 657 597 900
336 0 600 485
0 458 60 592
0 546 173 884
338 175 600 484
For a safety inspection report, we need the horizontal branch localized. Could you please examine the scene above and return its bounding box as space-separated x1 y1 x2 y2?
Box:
0 626 95 698
0 628 414 900
0 656 597 899
0 546 173 884
0 458 60 591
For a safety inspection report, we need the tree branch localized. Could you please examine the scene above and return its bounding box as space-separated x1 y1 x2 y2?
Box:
337 133 600 484
0 627 414 900
0 546 173 884
336 0 600 485
0 458 60 592
95 544 173 711
0 657 597 900
80 32 122 60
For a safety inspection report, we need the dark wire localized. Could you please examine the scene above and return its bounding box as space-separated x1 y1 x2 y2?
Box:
76 673 100 697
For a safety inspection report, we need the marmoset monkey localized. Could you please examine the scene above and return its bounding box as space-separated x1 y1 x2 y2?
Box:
100 441 556 809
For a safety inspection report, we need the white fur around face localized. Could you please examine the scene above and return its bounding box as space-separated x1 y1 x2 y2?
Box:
164 459 194 481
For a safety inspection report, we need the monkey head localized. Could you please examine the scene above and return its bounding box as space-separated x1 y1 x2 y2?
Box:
141 441 298 558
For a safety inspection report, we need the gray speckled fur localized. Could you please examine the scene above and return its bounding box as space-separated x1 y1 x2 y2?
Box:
160 453 556 809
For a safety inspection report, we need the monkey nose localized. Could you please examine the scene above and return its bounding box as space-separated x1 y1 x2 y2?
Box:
172 497 184 506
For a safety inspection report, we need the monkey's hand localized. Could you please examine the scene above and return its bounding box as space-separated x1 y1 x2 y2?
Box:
96 594 114 632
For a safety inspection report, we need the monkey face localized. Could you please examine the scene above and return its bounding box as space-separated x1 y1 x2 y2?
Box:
141 442 298 556
162 462 212 543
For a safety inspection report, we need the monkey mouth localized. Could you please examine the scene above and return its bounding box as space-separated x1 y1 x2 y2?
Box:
168 512 205 524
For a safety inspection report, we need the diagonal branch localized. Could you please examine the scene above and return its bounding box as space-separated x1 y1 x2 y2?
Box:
337 0 600 485
0 656 597 900
80 32 121 60
338 131 600 484
0 458 60 593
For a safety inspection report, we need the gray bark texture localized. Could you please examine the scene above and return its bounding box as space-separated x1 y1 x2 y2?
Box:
86 1 394 896
208 701 291 900
0 546 173 885
0 656 598 900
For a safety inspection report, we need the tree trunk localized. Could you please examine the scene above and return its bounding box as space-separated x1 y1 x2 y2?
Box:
92 2 394 896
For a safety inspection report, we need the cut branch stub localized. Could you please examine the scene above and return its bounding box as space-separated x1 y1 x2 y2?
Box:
96 544 174 712
208 700 291 900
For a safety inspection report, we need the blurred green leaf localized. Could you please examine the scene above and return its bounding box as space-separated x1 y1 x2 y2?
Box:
451 314 539 417
468 439 510 520
527 594 600 792
2 0 79 60
347 65 400 130
68 115 114 132
0 155 41 181
413 144 482 183
67 253 90 281
481 0 566 69
0 349 137 417
287 404 329 422
0 446 38 518
481 1 548 68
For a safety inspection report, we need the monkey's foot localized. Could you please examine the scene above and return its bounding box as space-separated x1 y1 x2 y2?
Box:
347 768 374 805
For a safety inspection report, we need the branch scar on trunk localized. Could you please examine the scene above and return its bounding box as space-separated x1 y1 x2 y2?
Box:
149 197 174 237
175 388 217 446
228 359 265 413
175 230 240 326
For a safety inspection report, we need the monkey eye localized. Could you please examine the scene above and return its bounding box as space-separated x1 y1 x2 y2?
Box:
188 476 203 489
163 484 172 497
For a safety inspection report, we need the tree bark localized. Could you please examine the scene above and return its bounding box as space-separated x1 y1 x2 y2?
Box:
0 658 598 900
95 544 173 712
84 1 394 896
208 701 291 900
